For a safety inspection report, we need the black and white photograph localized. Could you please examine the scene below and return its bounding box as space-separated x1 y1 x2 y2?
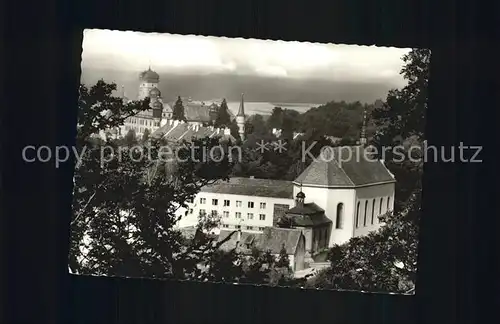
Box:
69 28 429 294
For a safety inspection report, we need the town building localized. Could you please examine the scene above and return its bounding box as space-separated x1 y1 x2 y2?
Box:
176 111 395 262
118 66 239 139
218 227 306 272
177 150 395 249
121 66 172 138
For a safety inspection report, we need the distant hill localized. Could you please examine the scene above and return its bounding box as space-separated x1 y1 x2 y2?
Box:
80 68 396 104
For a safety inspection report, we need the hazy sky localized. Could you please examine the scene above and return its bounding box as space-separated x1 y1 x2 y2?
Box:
82 29 411 85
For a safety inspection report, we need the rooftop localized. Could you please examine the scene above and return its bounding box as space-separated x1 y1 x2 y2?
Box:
151 122 236 143
218 227 304 255
294 146 395 187
283 203 332 227
200 177 294 199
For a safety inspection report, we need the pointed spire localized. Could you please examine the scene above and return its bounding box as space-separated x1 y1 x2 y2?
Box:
360 108 367 146
237 93 245 117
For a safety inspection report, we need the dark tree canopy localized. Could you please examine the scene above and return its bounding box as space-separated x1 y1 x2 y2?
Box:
172 96 186 121
141 128 150 142
214 98 232 128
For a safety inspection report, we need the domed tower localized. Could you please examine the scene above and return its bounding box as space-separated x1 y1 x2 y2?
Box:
138 66 160 100
236 93 246 141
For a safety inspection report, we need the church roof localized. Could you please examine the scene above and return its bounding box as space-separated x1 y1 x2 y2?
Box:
200 177 294 199
283 203 332 227
294 146 395 187
286 202 324 216
218 227 304 255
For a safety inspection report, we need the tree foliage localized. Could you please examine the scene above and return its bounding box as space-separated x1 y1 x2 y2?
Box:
71 81 234 279
70 80 306 287
214 98 232 128
141 128 150 142
172 96 186 121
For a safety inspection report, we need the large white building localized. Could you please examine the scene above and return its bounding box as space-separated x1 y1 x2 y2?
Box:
177 148 396 256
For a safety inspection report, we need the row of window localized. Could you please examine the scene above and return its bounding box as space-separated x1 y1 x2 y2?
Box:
221 224 265 231
128 117 156 127
197 209 266 221
199 198 266 209
355 196 392 228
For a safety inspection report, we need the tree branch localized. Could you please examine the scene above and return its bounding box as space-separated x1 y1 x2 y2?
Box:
71 191 97 226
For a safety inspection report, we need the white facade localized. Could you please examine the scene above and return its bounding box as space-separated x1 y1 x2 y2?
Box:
292 181 395 246
177 191 294 233
353 182 395 237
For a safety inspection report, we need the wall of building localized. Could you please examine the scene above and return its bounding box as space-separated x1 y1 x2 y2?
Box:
353 182 395 237
325 188 357 246
138 82 158 100
293 184 357 247
177 192 294 233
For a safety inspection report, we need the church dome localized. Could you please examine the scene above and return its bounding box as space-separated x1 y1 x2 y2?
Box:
149 87 161 97
139 67 160 82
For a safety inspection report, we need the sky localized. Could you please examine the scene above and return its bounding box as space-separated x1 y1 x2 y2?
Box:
82 29 411 85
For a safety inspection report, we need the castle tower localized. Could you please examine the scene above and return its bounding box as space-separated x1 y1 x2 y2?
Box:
359 108 367 146
138 66 160 100
236 93 246 141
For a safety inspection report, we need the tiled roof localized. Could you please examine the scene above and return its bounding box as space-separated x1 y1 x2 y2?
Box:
283 203 332 227
201 177 294 199
183 103 212 122
218 227 304 255
294 146 395 187
286 202 324 215
150 122 236 143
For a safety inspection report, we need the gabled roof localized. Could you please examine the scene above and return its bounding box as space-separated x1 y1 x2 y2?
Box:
218 227 304 255
294 146 395 187
201 177 294 199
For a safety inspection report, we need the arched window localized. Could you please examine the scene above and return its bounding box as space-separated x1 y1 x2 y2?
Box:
371 199 376 224
379 197 384 214
336 203 344 229
363 201 368 226
355 202 360 228
387 196 391 211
